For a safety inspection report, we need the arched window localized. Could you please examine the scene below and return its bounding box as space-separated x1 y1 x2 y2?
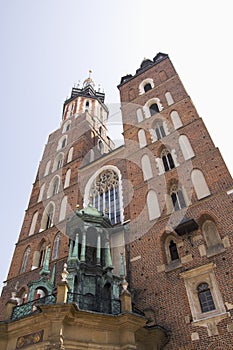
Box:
62 138 67 148
155 121 166 140
138 129 147 148
170 110 183 129
20 246 31 273
164 235 182 269
141 154 153 181
161 149 175 172
169 240 179 261
202 220 223 250
59 196 67 222
165 91 174 105
191 169 210 199
38 241 46 267
139 78 154 95
38 183 45 202
67 147 73 163
40 203 55 231
144 83 152 93
170 184 186 211
179 135 195 160
89 169 121 225
64 169 71 188
29 211 38 236
149 103 159 116
53 153 64 171
85 100 90 108
52 233 61 260
44 160 51 176
47 176 60 198
62 120 71 133
147 190 160 220
197 283 215 313
57 136 67 151
136 108 144 123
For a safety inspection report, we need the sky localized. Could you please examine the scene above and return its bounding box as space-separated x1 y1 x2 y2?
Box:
0 0 232 290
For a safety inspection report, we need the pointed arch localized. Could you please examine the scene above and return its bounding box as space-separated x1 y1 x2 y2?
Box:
44 160 51 176
40 202 55 231
57 135 67 151
47 175 60 198
179 135 195 160
191 169 210 199
53 153 64 171
165 91 174 105
59 196 67 222
52 232 61 260
136 108 144 123
38 183 45 202
84 165 124 225
170 110 183 129
29 211 38 236
141 154 153 181
64 168 71 188
202 219 223 252
62 120 71 133
20 246 31 274
138 129 147 148
147 190 160 220
67 147 74 163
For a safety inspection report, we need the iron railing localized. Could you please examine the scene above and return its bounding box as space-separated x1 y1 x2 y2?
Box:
11 294 56 321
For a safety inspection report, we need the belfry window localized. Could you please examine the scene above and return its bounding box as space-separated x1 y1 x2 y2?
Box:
197 283 215 313
89 169 121 225
161 149 175 172
155 121 166 140
149 103 159 116
170 185 186 211
144 83 152 93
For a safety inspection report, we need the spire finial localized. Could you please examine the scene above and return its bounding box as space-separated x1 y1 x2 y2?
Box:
83 70 95 88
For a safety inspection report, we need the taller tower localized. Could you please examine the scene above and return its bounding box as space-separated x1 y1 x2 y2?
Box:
1 53 233 350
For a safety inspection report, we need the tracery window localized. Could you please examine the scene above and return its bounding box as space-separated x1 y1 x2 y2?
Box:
170 184 186 211
155 121 166 140
89 169 121 225
161 149 175 172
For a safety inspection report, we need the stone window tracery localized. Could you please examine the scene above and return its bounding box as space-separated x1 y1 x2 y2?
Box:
89 169 121 225
170 184 186 211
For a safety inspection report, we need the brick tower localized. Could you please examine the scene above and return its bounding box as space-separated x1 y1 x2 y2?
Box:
0 53 233 350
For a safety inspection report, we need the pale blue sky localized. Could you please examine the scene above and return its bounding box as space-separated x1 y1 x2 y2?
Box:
1 0 232 289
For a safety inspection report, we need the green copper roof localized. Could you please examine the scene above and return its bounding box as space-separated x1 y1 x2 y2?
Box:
76 204 102 218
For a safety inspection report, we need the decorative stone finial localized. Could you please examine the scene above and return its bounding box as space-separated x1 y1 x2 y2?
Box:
61 263 69 282
122 278 129 292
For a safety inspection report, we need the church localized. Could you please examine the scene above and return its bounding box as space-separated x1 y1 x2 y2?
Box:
0 52 233 349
